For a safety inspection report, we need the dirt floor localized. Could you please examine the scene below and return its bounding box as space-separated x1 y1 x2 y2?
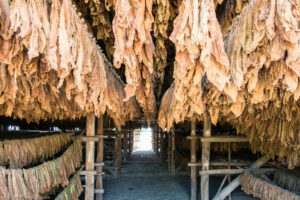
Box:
103 151 258 200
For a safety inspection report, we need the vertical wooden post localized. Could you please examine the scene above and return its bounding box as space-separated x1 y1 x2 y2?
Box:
191 116 197 200
85 113 95 200
124 130 128 162
168 130 171 171
157 127 160 154
114 129 121 178
160 128 164 162
201 113 211 200
96 115 104 200
171 124 176 174
228 142 231 200
129 130 133 154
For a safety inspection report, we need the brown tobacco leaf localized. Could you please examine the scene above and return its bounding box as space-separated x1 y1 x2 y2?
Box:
113 0 156 121
0 139 83 199
159 0 300 168
159 0 230 131
0 133 71 168
0 0 139 128
54 171 83 200
217 0 250 34
153 0 170 96
241 172 300 200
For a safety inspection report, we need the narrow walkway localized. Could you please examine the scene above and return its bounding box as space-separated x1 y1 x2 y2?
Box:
103 151 257 200
103 151 190 200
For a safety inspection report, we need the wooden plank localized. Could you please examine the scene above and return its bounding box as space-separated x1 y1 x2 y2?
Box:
81 170 97 175
78 135 104 142
200 136 249 143
96 115 104 200
190 116 197 200
95 189 105 194
199 168 275 175
201 113 211 200
188 162 253 167
212 155 270 200
85 113 95 200
186 135 249 142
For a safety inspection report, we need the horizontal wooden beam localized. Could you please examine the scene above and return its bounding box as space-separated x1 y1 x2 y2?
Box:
199 168 275 176
80 170 98 175
95 189 105 194
201 136 248 143
188 162 252 167
186 135 248 143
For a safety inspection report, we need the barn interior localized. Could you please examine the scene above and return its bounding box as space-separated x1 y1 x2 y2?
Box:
0 0 299 200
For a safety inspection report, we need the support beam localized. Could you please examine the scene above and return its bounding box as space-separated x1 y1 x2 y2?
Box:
85 113 96 200
129 130 133 154
114 129 122 178
212 155 270 200
168 130 171 171
171 124 176 175
160 128 165 162
96 115 104 200
201 113 211 200
124 130 128 162
190 116 197 200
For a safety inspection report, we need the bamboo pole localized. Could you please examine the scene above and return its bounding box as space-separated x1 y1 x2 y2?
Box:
190 116 197 200
201 113 211 200
171 124 176 175
85 113 96 200
96 115 104 200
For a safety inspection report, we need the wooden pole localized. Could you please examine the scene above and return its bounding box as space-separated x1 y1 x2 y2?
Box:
96 115 104 200
85 113 96 200
168 130 171 171
114 129 121 178
201 113 211 200
191 116 197 200
212 155 270 200
228 142 231 200
160 128 164 162
129 130 133 154
171 124 176 174
124 130 128 162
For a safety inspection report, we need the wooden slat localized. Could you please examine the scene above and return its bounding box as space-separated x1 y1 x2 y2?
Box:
80 170 97 175
200 136 248 143
188 162 253 167
199 168 275 175
95 189 105 194
186 135 249 143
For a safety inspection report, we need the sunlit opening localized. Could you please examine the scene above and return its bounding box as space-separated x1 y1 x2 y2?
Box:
133 127 153 151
